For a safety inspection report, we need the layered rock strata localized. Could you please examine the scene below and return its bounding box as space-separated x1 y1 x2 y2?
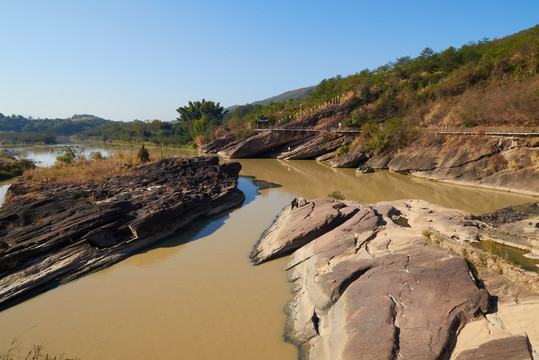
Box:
218 131 311 158
203 129 538 195
278 133 355 160
0 156 244 308
384 136 539 194
252 198 539 359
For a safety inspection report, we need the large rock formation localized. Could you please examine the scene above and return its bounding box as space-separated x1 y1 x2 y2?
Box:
278 133 355 160
328 147 368 168
252 198 539 359
199 133 240 154
387 135 539 194
218 130 311 158
0 156 244 308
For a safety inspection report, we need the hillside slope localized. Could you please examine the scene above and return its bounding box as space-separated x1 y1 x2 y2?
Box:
203 25 539 194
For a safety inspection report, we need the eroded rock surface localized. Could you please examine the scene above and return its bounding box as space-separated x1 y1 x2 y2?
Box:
252 198 493 360
218 130 310 158
278 133 355 160
329 148 368 168
455 336 533 360
388 136 539 194
0 156 244 308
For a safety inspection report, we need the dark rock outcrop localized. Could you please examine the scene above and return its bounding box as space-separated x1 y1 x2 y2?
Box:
0 156 244 308
218 130 310 158
252 198 493 360
356 166 375 174
477 202 539 226
329 148 368 168
199 133 240 154
278 133 355 160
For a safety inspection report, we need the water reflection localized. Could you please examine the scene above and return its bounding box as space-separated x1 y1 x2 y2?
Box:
0 146 537 359
472 240 539 273
0 176 298 360
126 177 258 268
0 179 16 207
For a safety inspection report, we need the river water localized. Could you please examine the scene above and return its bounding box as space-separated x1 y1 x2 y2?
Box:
0 144 537 359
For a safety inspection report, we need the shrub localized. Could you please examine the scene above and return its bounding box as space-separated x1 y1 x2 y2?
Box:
0 158 35 180
137 145 150 163
54 146 84 164
234 128 256 141
89 151 104 160
337 144 351 156
328 190 345 200
361 117 421 155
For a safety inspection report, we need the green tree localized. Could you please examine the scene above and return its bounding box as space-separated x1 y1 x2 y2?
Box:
176 99 228 142
54 146 84 164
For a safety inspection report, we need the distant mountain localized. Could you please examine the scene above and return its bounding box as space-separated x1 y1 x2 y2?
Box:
0 113 113 135
251 85 316 106
225 85 316 113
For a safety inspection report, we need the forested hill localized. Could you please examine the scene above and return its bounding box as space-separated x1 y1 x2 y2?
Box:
224 85 316 120
0 114 112 134
0 114 113 145
251 86 316 106
218 24 538 144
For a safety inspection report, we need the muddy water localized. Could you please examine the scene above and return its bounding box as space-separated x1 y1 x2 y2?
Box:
0 146 537 359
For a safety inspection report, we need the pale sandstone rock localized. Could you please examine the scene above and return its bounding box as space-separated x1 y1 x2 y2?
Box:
253 198 495 359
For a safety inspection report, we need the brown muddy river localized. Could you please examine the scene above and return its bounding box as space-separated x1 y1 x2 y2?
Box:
0 145 536 359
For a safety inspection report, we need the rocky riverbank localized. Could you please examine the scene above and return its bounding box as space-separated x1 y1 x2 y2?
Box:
0 150 34 180
0 156 244 309
200 98 539 195
252 198 539 359
203 130 539 195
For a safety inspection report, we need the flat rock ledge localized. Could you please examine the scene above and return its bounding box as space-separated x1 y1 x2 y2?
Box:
252 198 497 360
0 156 244 309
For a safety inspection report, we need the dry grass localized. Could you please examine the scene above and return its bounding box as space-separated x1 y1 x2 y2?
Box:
416 76 539 129
0 340 74 360
23 151 154 186
531 150 539 172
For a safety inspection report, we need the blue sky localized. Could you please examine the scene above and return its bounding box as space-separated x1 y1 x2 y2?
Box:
1 0 537 122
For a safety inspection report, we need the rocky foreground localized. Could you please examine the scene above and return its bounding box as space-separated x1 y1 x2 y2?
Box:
0 156 244 308
252 198 539 360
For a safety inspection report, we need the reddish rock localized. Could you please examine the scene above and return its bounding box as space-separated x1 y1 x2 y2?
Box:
329 148 368 168
253 198 492 360
219 130 309 158
455 336 533 360
279 133 355 160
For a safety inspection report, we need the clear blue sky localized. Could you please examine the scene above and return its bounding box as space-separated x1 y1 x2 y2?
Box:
1 0 537 122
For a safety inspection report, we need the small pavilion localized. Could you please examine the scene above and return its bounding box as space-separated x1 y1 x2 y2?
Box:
255 115 269 129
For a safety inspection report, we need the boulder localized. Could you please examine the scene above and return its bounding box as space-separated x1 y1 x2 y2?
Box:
199 133 239 153
356 166 374 174
219 130 310 158
365 153 393 169
329 148 368 168
279 133 355 160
